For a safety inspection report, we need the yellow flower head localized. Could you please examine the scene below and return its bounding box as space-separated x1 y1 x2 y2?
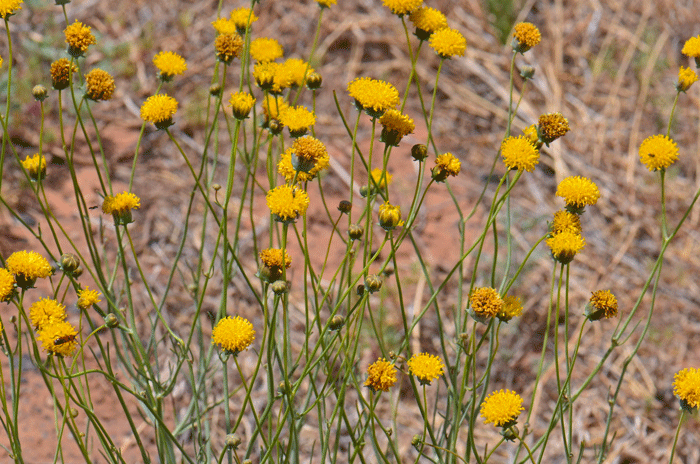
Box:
250 37 283 63
408 353 444 386
259 248 292 272
229 91 256 120
29 298 67 330
429 27 467 59
215 33 244 64
102 191 140 225
211 18 237 35
37 321 78 357
546 231 585 264
140 94 178 129
6 250 52 287
523 124 540 147
254 61 280 92
498 295 523 322
261 94 289 122
281 58 314 88
409 7 448 40
673 367 700 409
538 112 570 145
153 51 187 81
77 286 101 310
682 36 700 58
289 136 328 173
279 106 316 137
0 268 16 302
678 66 698 92
0 0 22 19
432 153 461 182
229 7 258 32
378 201 404 231
379 109 415 146
364 358 397 392
382 0 422 16
316 0 337 8
469 287 503 320
512 22 541 53
50 58 78 90
84 69 115 101
480 389 524 427
64 20 96 57
347 77 399 118
550 210 582 235
501 135 539 172
639 134 679 172
278 147 330 183
586 289 618 321
370 168 393 189
21 153 47 181
266 185 310 223
212 315 255 354
556 176 600 211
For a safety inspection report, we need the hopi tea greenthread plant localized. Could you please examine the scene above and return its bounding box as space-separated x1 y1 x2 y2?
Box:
0 0 698 462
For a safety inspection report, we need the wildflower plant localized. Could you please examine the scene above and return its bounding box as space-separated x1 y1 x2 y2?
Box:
0 2 698 463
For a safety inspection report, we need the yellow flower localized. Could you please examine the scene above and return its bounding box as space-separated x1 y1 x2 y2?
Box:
140 94 178 128
266 185 310 223
37 321 78 357
20 153 46 181
6 250 52 287
77 286 101 310
379 109 415 146
250 37 283 63
215 33 244 64
556 176 600 210
501 135 539 172
469 287 503 320
281 58 314 88
429 27 467 59
289 136 328 173
347 77 399 118
0 268 16 302
407 353 444 386
550 210 582 235
84 69 115 101
673 367 700 409
480 389 524 427
585 289 618 321
512 22 541 53
638 134 679 171
0 0 22 19
678 66 698 92
538 113 570 145
382 0 423 16
211 17 237 35
50 58 78 90
29 298 67 330
370 168 393 189
316 0 336 8
498 295 523 322
259 248 292 272
364 358 397 392
378 201 404 231
279 106 316 137
64 20 96 57
212 316 255 354
523 124 540 147
229 7 258 32
546 231 585 264
253 62 280 92
102 191 140 225
278 148 329 183
261 94 289 121
681 36 700 58
153 51 187 81
229 91 256 120
432 153 461 182
409 7 447 40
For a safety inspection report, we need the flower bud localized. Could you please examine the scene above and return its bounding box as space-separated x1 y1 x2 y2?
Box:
225 434 241 449
72 266 84 278
378 202 403 231
33 85 48 101
306 72 322 90
267 119 283 135
60 253 80 273
338 200 352 214
329 314 345 331
271 280 289 295
364 274 382 293
348 224 364 240
209 84 222 97
359 185 370 198
411 144 428 161
105 313 120 328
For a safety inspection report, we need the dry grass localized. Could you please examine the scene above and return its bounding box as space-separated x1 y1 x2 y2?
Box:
1 0 700 462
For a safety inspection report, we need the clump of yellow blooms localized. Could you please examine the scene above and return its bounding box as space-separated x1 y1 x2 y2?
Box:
364 358 397 392
250 37 283 63
140 94 178 128
50 58 77 90
538 112 570 145
512 22 541 53
370 168 393 189
432 153 461 182
677 66 698 92
85 69 115 101
77 287 102 310
501 136 539 172
429 27 467 59
673 367 700 410
0 268 17 302
407 353 444 386
0 0 22 19
498 295 523 322
347 77 399 118
585 289 618 321
546 231 585 264
153 51 187 81
480 389 524 427
212 316 255 355
37 321 79 357
266 185 310 223
6 250 53 288
550 210 582 235
229 91 255 120
409 7 447 40
379 109 415 146
29 298 67 330
64 20 96 57
102 192 141 225
378 201 404 231
215 33 244 64
638 134 679 171
20 153 47 181
279 106 316 137
469 287 503 321
229 7 258 33
382 0 423 16
555 176 600 212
